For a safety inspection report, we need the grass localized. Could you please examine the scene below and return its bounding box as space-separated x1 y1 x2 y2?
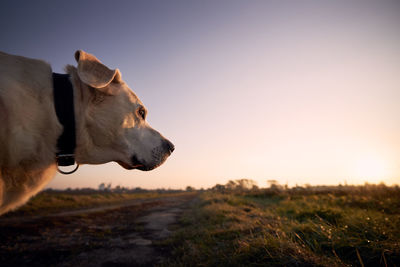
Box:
4 190 189 217
162 184 400 266
3 183 399 266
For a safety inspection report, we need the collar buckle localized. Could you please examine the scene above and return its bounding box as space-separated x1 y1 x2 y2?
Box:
56 154 79 174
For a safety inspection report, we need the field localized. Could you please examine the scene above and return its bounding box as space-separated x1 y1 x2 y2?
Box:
0 183 399 266
0 191 198 266
164 183 400 266
2 189 188 217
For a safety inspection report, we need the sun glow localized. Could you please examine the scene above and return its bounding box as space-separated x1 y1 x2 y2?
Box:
354 157 389 182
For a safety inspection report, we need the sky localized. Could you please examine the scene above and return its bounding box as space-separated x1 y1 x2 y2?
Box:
1 0 399 189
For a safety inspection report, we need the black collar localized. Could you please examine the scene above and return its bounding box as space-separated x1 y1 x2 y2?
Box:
52 73 77 169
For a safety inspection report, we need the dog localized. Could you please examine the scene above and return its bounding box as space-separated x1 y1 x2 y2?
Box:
0 50 174 215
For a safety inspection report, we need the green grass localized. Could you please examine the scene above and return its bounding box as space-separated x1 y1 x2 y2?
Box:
162 184 400 266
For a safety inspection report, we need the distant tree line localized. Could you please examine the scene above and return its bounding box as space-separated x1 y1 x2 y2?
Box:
45 179 399 195
211 179 259 193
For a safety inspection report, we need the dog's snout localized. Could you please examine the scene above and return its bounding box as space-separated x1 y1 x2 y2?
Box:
163 140 175 154
131 155 142 166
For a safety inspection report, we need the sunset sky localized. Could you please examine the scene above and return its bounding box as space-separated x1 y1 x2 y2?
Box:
1 1 399 189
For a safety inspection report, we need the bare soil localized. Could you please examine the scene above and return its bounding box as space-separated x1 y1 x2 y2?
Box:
0 193 198 267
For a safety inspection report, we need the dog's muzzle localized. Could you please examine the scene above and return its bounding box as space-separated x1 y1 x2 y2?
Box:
162 139 175 155
134 140 175 171
118 140 174 171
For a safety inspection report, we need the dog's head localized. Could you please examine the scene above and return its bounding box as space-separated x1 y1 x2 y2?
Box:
72 50 174 171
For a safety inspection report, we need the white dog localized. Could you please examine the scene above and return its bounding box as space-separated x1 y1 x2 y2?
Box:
0 50 174 215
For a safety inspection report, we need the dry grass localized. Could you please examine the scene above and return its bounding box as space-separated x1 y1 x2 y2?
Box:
3 190 189 217
162 184 400 266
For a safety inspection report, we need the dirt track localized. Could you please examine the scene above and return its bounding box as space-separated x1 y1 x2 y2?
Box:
0 193 197 266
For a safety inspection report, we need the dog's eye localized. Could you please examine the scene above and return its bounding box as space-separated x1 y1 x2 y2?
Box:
138 108 146 120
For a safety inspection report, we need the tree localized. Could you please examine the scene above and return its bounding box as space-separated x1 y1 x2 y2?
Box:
212 184 225 192
98 183 105 191
236 179 257 191
267 179 278 188
186 186 195 192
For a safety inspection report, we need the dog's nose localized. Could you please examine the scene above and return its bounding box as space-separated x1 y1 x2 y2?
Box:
163 140 175 154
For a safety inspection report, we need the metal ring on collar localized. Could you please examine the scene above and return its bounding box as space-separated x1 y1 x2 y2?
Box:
57 163 80 175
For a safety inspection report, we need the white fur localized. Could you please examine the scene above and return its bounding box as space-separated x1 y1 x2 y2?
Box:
0 51 173 215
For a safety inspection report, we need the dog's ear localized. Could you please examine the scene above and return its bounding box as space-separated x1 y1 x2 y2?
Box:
75 50 121 95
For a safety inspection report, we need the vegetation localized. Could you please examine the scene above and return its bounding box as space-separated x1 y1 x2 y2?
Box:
4 186 190 217
3 180 399 266
162 181 400 266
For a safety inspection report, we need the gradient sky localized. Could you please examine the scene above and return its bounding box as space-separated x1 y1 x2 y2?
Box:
1 0 399 189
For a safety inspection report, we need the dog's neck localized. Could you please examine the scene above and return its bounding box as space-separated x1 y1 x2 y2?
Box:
65 66 99 165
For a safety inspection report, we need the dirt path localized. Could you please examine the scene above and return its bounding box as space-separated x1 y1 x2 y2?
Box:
0 193 198 266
